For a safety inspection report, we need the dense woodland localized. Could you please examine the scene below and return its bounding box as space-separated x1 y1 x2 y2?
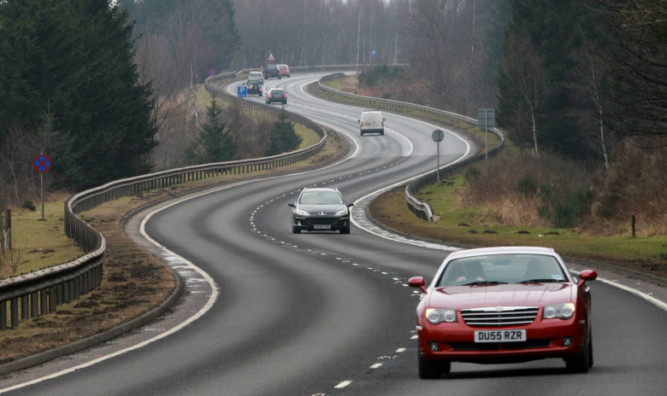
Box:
0 0 664 231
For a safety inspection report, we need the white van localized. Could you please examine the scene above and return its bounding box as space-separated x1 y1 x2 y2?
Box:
358 110 385 136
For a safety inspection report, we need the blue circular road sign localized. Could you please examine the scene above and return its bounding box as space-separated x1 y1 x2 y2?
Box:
33 154 52 173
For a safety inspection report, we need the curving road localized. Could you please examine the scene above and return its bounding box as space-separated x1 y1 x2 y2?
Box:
1 73 665 395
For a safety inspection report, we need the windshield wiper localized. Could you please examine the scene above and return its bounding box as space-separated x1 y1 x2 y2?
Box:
461 281 507 286
519 278 565 284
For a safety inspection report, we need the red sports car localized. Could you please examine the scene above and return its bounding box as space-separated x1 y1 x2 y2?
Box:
408 246 597 378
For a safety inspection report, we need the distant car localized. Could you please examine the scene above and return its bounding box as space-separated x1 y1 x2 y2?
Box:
248 71 264 84
265 88 287 104
358 110 385 136
264 64 281 79
246 80 262 96
288 187 354 234
278 64 291 78
408 246 598 378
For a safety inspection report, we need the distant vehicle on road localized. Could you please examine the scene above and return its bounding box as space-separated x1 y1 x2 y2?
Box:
264 64 281 79
408 246 598 379
246 80 262 96
358 110 385 136
248 71 264 84
278 64 291 78
265 88 287 104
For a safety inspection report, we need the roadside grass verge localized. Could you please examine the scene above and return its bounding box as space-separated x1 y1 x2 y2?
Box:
370 176 667 278
0 198 82 279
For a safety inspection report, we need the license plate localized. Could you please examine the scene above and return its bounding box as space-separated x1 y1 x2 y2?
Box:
474 329 526 343
314 224 331 230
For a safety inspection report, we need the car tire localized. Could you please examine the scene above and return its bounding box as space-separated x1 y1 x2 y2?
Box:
588 334 594 368
566 329 591 373
341 226 350 234
418 354 449 379
292 226 301 234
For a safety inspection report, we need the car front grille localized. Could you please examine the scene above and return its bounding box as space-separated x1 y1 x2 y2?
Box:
307 217 341 225
460 307 539 327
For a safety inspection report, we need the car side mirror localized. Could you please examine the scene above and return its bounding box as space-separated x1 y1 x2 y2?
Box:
408 276 427 293
347 203 354 208
577 270 597 286
288 203 296 208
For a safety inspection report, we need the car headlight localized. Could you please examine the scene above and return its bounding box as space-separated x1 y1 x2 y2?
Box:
334 209 349 217
425 308 457 324
543 303 575 319
294 209 310 216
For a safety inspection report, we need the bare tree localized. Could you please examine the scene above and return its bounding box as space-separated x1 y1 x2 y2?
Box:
570 43 611 169
502 32 549 160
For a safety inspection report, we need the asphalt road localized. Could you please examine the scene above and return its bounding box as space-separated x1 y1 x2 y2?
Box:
1 73 665 395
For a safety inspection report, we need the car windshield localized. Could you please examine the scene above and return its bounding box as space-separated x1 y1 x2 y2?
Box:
299 191 344 205
271 89 284 95
436 254 567 287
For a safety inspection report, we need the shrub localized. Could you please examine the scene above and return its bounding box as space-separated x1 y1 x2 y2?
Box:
20 200 36 211
517 176 538 196
358 65 404 87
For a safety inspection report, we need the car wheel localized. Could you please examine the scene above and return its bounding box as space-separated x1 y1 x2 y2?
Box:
566 329 591 373
340 226 350 234
292 226 301 234
418 354 449 379
588 332 594 368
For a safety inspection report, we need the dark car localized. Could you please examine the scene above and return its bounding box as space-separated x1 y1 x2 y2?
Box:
265 88 287 105
264 64 281 79
288 187 354 234
408 246 598 378
246 80 262 96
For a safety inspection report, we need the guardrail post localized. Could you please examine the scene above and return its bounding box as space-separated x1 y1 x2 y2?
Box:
50 286 58 311
10 297 18 328
40 289 48 315
0 301 6 330
31 292 38 317
21 295 29 320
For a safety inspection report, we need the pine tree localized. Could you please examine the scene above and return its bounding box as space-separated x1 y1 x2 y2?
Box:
185 99 236 163
0 0 157 190
267 109 301 156
497 0 597 160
